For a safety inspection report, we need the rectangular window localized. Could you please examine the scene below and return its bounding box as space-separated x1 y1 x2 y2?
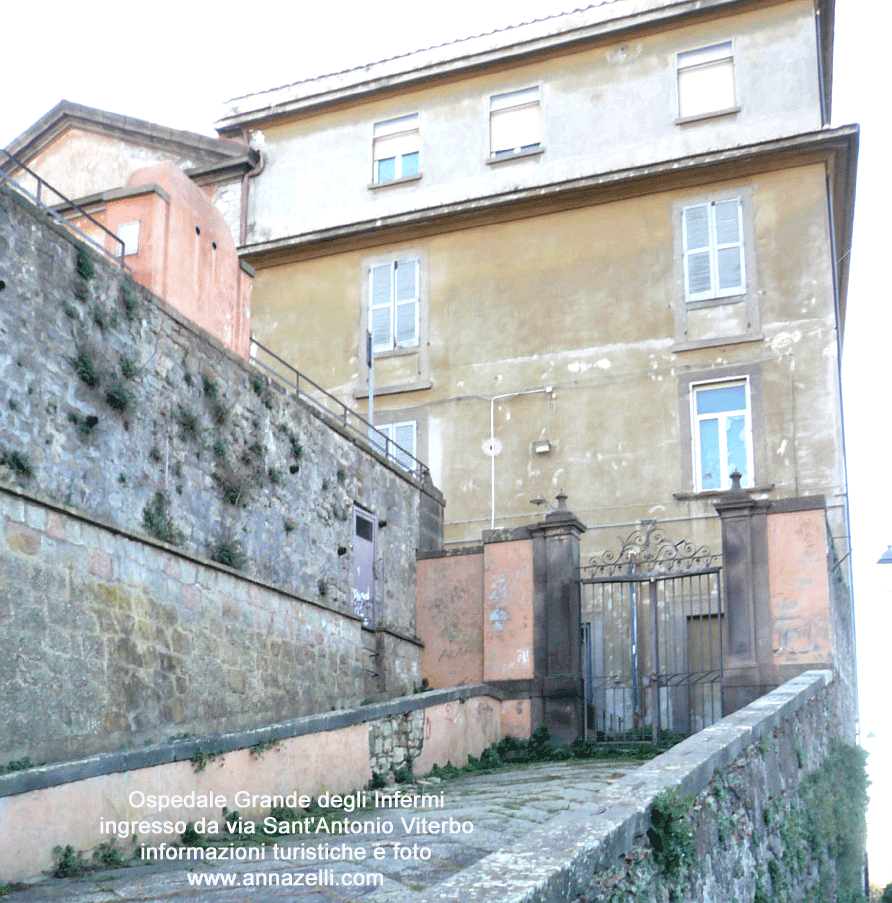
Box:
682 198 745 302
692 380 753 491
372 420 417 471
369 258 419 352
490 87 540 158
677 42 735 120
373 114 419 183
117 221 140 256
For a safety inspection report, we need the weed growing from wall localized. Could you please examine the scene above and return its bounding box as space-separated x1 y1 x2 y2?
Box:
119 281 139 319
75 248 94 280
0 449 33 479
175 405 199 441
68 350 99 388
67 412 99 435
141 491 184 546
647 788 696 886
209 537 245 570
105 379 132 413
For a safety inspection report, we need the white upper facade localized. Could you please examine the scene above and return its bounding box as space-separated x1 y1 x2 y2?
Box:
216 0 832 249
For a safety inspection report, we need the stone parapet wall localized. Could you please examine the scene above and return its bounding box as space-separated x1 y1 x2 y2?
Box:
0 482 364 764
398 672 863 903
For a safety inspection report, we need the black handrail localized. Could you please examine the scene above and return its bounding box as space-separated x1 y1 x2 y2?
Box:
249 336 429 481
0 148 127 267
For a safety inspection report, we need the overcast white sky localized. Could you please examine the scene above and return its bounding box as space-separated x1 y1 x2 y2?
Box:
4 0 891 885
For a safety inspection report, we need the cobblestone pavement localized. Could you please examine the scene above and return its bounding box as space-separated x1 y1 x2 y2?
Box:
8 760 642 902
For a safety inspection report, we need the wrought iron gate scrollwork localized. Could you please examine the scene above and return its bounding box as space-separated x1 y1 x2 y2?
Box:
579 520 723 744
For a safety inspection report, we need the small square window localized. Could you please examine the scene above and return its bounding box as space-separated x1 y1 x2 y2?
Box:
373 114 420 183
692 380 753 490
117 221 140 256
677 42 736 120
490 87 540 158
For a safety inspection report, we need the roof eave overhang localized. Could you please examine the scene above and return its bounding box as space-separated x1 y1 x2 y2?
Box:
240 125 858 276
216 0 835 135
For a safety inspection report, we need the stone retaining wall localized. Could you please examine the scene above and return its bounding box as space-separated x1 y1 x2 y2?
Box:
0 176 442 661
0 482 364 765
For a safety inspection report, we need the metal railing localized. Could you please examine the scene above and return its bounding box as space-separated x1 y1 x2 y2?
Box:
0 148 127 267
249 337 429 481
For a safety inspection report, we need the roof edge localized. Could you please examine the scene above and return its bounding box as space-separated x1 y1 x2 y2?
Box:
4 100 258 171
216 0 835 133
239 125 858 265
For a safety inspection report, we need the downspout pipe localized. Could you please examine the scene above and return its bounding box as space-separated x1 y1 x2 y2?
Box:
825 166 859 738
239 129 265 247
814 4 829 126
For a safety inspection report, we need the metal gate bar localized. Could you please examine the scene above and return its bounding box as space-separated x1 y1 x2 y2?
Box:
579 521 723 743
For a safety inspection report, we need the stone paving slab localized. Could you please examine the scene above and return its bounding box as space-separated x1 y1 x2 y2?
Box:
6 760 642 902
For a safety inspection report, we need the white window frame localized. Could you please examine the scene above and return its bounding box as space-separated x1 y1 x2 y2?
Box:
677 41 737 121
489 86 541 159
691 379 754 491
372 420 417 471
682 197 746 303
116 221 140 256
372 114 420 184
369 257 420 353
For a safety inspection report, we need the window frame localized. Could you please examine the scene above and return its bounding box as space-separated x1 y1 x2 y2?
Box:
371 419 418 472
371 113 421 186
690 378 754 492
357 248 431 397
488 85 542 161
116 220 140 256
676 40 739 123
682 197 746 303
676 364 766 498
368 257 420 354
670 186 761 352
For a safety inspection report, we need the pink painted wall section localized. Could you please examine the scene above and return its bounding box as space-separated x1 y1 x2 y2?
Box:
416 553 484 688
483 540 535 681
0 694 505 882
500 698 533 740
0 723 370 881
413 696 502 774
767 509 832 665
101 161 251 357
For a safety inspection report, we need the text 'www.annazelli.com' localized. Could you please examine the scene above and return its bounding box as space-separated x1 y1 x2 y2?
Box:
186 869 383 888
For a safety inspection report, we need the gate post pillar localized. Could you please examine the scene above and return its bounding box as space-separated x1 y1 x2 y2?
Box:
528 492 587 744
714 472 771 713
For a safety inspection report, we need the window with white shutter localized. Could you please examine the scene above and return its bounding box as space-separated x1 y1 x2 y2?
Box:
682 198 745 302
373 114 420 184
490 87 540 158
372 420 417 471
677 42 736 120
369 258 419 352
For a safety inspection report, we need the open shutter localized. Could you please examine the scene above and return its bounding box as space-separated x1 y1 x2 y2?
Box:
370 263 393 351
392 420 417 469
683 204 712 300
394 258 419 346
714 199 745 295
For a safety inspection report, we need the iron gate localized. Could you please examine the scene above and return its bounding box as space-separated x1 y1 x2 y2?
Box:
580 521 723 743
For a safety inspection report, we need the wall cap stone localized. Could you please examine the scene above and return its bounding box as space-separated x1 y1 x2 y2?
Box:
0 684 504 799
0 479 362 624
